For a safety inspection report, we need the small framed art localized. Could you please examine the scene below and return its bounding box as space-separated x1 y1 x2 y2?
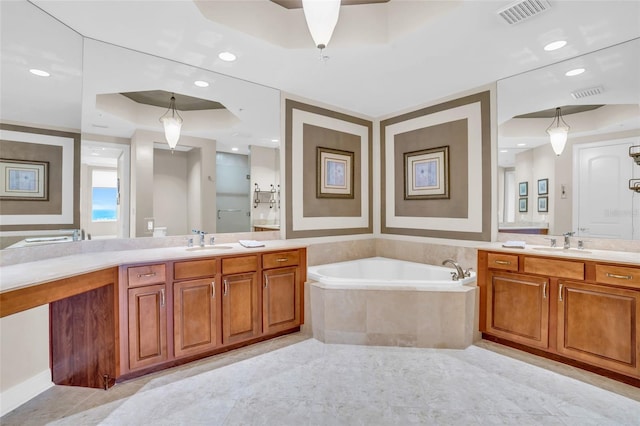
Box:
538 178 548 195
519 182 528 196
519 197 528 213
538 196 548 212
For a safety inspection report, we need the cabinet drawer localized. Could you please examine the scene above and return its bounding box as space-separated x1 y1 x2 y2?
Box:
222 256 258 275
487 253 518 271
127 264 166 287
596 264 640 289
524 257 584 280
263 250 300 269
174 259 216 281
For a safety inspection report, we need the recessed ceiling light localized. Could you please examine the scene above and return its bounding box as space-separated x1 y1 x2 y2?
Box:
194 80 209 87
271 139 279 143
517 143 527 147
565 68 585 77
29 68 50 77
544 40 567 51
218 52 237 62
500 149 508 153
231 147 239 152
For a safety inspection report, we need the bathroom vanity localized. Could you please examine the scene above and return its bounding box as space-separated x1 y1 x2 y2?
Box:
477 246 639 385
0 243 306 389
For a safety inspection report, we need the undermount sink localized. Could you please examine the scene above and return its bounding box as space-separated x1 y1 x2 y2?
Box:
532 247 591 254
185 245 233 251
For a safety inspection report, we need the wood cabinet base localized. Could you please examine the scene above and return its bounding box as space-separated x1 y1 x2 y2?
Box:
117 326 300 382
482 333 640 388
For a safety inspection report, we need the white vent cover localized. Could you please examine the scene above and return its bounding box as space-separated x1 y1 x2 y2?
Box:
497 0 551 25
571 86 604 99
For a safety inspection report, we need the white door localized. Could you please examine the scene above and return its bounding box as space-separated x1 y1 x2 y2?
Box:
574 139 635 239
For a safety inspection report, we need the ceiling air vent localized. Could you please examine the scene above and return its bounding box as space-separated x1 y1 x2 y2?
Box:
570 86 604 100
497 0 551 25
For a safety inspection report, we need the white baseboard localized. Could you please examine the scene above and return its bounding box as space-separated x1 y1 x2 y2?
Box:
0 369 53 417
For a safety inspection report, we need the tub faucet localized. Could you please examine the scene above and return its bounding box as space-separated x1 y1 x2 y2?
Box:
192 229 206 247
442 259 465 281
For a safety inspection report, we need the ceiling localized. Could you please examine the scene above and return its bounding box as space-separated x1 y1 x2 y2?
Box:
27 0 640 118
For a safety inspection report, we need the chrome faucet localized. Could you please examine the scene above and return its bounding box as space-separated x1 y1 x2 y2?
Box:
442 259 465 281
192 229 206 247
563 231 574 249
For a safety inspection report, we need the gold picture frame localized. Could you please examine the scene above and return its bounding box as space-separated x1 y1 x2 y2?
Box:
404 146 449 200
0 158 49 201
316 147 354 199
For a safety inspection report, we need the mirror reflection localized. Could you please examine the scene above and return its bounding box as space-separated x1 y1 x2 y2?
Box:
497 39 640 240
0 1 281 249
81 39 281 240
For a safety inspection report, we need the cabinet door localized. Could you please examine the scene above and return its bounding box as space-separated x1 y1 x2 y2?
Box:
173 278 217 358
263 267 300 335
128 284 168 370
557 280 640 377
222 272 260 345
486 272 549 349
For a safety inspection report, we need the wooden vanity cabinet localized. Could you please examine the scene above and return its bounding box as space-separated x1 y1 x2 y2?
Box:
479 250 640 382
486 271 549 349
221 256 261 344
557 279 640 377
173 259 218 358
125 264 168 371
118 247 306 380
263 250 302 335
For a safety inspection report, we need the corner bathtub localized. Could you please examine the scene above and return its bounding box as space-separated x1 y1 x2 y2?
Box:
306 257 478 349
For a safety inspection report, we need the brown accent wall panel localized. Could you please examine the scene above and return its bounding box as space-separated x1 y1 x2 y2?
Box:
0 123 81 231
380 90 492 241
285 99 373 239
302 124 362 218
0 140 63 214
393 119 468 218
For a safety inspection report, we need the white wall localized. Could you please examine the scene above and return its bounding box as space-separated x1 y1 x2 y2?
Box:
0 306 52 416
250 145 280 227
153 149 189 236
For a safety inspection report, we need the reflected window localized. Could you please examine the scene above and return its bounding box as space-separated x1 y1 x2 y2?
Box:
91 169 118 222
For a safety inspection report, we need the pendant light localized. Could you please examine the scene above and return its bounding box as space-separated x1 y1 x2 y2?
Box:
546 107 570 156
159 94 183 151
302 0 341 54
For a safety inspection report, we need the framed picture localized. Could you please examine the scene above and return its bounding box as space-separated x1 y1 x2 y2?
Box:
404 145 450 200
538 196 548 212
538 178 549 195
518 197 528 212
519 182 528 196
316 147 354 198
0 158 49 201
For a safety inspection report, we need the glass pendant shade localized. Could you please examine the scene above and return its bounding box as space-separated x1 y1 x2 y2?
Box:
159 95 183 150
546 107 570 156
302 0 341 50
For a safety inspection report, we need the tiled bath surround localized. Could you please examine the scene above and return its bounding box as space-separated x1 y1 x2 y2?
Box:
303 237 482 347
309 284 476 348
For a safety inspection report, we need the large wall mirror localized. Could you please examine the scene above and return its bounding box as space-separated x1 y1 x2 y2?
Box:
0 2 281 249
497 38 639 240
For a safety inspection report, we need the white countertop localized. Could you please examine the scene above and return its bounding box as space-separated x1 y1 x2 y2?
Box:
479 242 639 266
0 240 306 293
